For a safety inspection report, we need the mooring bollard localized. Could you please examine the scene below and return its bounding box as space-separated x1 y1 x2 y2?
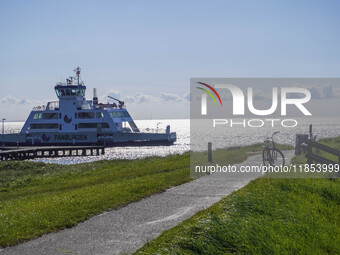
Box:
208 142 212 162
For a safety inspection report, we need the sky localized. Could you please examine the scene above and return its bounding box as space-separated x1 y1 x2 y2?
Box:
0 0 339 120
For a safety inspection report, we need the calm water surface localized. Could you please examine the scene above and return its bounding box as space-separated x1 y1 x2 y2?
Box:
3 117 340 164
4 119 189 164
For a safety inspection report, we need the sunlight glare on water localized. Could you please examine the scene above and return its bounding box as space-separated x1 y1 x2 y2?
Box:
3 117 340 164
4 119 189 164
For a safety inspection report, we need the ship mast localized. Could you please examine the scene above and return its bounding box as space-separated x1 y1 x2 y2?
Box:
74 67 81 85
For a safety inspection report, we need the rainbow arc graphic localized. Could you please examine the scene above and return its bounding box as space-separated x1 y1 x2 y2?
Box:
196 82 222 106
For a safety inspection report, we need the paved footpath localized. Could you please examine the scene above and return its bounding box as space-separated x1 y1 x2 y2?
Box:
1 151 294 255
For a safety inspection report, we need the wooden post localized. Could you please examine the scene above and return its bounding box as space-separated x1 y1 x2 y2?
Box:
208 142 212 162
295 134 308 155
307 141 312 165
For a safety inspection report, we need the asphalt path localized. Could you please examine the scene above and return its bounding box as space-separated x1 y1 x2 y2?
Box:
1 150 295 255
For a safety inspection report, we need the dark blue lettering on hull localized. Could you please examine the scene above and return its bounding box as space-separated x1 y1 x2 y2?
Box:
54 134 88 141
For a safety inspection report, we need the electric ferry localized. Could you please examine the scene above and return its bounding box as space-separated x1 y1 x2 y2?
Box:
1 67 176 146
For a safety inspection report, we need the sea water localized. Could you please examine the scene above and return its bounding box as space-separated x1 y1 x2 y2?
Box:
2 117 339 164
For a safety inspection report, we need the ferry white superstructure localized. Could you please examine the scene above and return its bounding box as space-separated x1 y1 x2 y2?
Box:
1 67 176 146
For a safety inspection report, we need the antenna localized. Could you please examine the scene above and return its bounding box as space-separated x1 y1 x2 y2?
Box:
74 67 81 85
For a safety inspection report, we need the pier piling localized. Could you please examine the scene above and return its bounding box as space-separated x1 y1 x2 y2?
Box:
0 146 105 161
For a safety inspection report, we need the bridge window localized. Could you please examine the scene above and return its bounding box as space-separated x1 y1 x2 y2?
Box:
78 112 94 119
77 89 85 96
33 113 42 119
55 89 62 96
109 111 130 118
55 88 85 97
55 89 68 96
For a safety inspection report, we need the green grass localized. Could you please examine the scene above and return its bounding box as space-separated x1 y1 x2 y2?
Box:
135 179 340 255
317 136 340 162
135 137 340 255
0 143 271 248
0 154 190 247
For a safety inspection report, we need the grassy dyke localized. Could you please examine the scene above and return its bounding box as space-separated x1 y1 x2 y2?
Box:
135 178 340 255
135 137 340 255
0 143 276 247
0 154 191 247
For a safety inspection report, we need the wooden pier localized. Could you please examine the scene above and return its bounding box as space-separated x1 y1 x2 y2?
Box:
0 146 105 161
